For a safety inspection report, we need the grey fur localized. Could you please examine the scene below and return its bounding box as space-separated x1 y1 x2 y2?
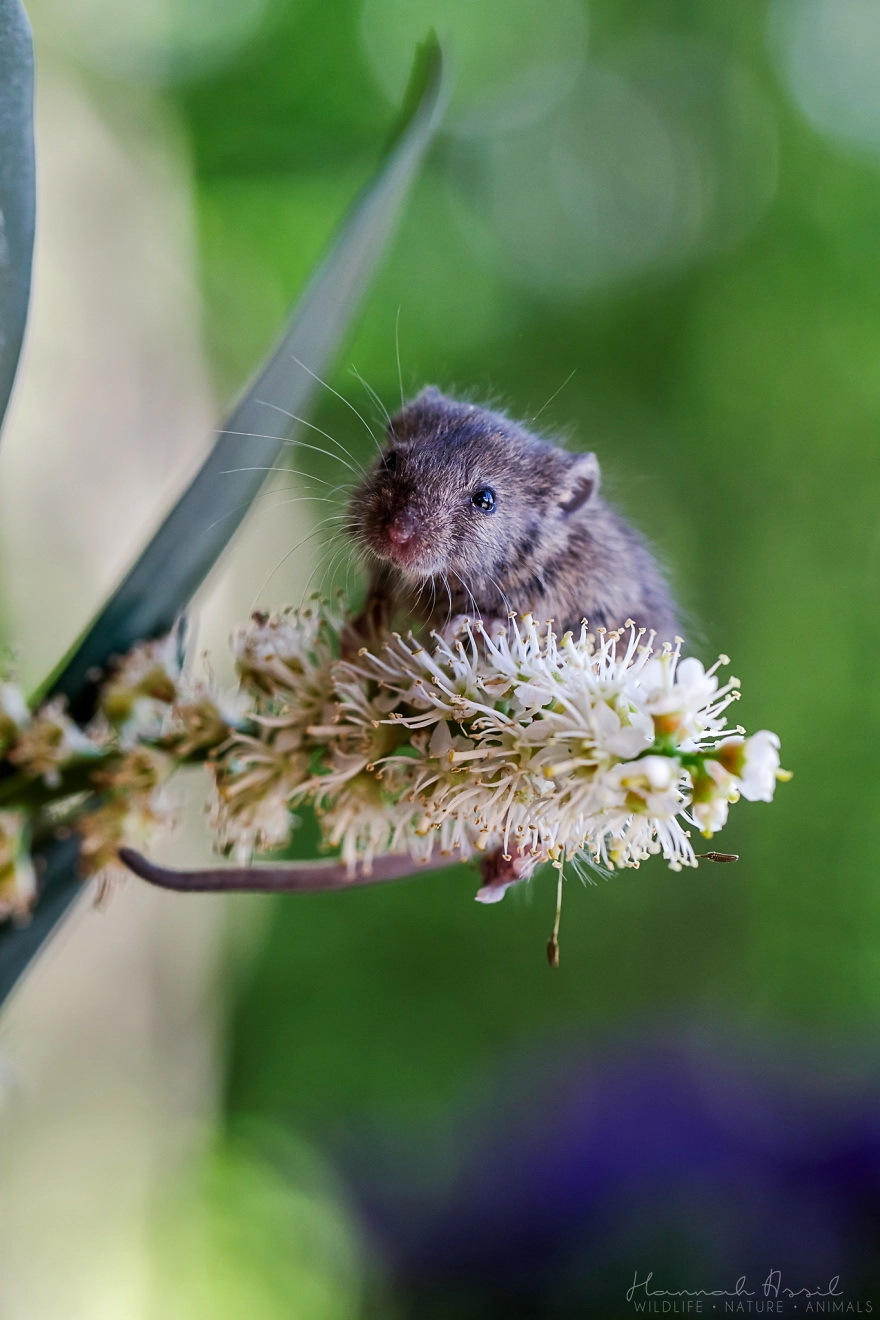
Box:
347 387 678 641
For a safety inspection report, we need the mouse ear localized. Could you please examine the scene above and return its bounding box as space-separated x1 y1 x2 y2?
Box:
559 452 599 515
388 385 450 441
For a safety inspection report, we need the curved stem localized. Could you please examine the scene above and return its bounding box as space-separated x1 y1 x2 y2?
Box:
118 847 465 893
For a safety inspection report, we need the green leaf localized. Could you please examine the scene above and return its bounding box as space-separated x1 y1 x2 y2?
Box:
0 35 446 1006
0 0 35 443
39 32 445 724
0 837 81 1005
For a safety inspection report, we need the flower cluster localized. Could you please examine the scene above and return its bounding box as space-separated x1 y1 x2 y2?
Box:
0 603 789 918
214 607 788 897
0 637 242 912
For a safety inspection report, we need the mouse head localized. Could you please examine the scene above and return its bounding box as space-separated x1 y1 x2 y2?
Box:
348 387 600 585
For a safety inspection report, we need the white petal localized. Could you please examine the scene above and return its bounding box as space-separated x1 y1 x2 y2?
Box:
604 725 653 757
428 720 453 757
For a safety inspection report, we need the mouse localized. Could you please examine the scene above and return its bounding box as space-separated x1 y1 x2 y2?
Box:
345 387 679 646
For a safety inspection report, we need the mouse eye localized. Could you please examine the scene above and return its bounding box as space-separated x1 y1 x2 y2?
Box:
381 449 397 473
471 486 497 514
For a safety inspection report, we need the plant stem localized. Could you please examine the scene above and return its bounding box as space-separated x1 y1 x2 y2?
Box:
118 847 463 893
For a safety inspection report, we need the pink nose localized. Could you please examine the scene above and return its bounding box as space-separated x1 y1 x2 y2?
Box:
386 512 418 546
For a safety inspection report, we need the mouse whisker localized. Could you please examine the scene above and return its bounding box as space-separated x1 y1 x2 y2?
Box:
327 544 356 599
207 477 350 533
206 490 342 535
314 537 353 600
429 573 445 624
219 465 348 489
418 576 438 624
218 428 365 480
485 570 515 621
252 401 368 476
394 307 405 411
451 570 480 625
440 571 454 629
300 509 358 604
343 543 356 603
250 513 348 611
300 541 344 605
349 365 392 439
214 466 352 528
529 368 577 425
284 355 381 453
298 548 332 604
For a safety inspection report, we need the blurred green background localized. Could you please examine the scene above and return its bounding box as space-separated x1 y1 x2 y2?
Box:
3 0 880 1316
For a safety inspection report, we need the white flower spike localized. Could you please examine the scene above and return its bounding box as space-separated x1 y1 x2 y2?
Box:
212 606 788 894
0 600 788 920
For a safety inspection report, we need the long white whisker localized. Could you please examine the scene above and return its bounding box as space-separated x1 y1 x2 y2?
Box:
219 465 343 488
343 543 355 604
452 570 480 623
530 368 577 426
251 402 367 475
350 365 391 438
285 355 380 449
259 504 347 524
218 428 363 479
394 306 405 411
413 578 430 613
482 568 514 620
251 514 345 610
206 490 341 534
301 539 345 603
441 572 453 628
318 541 354 598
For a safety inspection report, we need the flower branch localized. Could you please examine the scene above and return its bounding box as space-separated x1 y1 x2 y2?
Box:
117 847 461 893
0 601 789 920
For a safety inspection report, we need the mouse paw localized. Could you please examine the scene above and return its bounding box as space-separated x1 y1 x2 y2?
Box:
475 848 538 904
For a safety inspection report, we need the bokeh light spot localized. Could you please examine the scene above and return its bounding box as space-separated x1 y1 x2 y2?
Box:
32 0 272 84
770 0 880 157
448 36 777 300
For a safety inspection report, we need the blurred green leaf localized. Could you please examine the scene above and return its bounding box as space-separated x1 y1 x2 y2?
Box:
0 0 35 443
0 836 79 1006
0 34 446 1006
42 31 444 724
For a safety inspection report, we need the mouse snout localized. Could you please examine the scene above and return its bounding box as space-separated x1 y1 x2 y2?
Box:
372 504 436 574
386 509 418 547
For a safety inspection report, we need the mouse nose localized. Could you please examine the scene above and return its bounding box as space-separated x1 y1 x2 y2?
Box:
386 510 418 547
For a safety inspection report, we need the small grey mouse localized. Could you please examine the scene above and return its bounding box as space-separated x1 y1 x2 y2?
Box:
346 387 678 645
